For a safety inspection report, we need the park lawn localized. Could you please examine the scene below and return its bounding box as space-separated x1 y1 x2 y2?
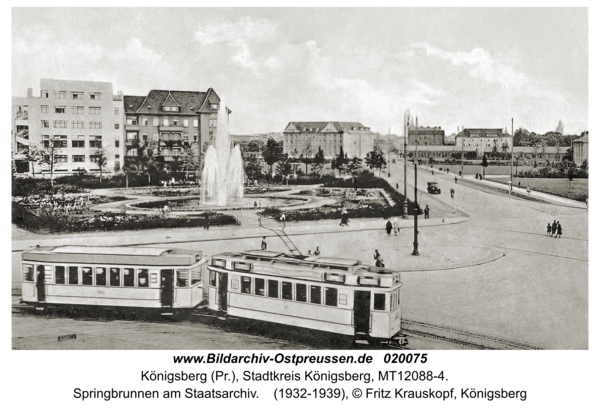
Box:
493 177 588 202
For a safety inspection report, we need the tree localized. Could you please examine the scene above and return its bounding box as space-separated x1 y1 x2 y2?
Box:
276 155 293 183
481 155 489 178
122 163 136 189
335 146 348 177
247 139 265 153
313 146 326 178
347 157 363 191
364 148 387 177
567 166 575 191
39 136 64 187
24 144 44 178
91 147 109 183
179 146 201 181
244 154 263 182
513 128 529 147
531 144 540 166
262 138 283 180
540 139 547 163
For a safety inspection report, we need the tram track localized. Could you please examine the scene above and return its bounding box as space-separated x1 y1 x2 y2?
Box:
401 320 541 350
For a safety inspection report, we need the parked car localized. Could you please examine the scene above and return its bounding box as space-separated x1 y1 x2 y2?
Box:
427 182 441 194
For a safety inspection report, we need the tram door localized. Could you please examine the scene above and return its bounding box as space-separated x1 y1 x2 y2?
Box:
160 270 174 308
218 273 228 312
354 291 371 333
36 265 46 302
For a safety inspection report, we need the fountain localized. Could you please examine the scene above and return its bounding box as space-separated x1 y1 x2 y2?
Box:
201 102 245 206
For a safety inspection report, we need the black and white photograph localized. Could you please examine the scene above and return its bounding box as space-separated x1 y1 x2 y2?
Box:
7 4 595 407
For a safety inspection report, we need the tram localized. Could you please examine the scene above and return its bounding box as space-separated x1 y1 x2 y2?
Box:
206 250 403 343
21 246 206 312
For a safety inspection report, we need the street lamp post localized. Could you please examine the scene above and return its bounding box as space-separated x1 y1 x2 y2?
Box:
402 110 410 219
412 116 419 256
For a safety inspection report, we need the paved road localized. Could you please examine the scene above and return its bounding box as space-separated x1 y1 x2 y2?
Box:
12 164 588 349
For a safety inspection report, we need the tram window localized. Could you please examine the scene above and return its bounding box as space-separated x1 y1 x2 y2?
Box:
268 280 279 298
23 264 34 281
82 267 93 285
110 268 120 286
241 276 251 294
68 266 78 284
55 266 66 284
310 285 321 304
282 281 292 300
209 270 217 287
138 269 149 287
255 278 265 296
96 268 107 286
295 283 307 302
325 287 338 307
374 293 386 311
190 266 202 285
177 270 189 287
123 268 135 287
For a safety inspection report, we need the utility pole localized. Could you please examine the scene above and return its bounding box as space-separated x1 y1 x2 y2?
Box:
388 127 391 178
403 110 410 218
412 116 419 256
510 118 514 182
460 126 464 177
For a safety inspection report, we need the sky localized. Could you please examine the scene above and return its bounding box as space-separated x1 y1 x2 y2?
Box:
12 7 588 136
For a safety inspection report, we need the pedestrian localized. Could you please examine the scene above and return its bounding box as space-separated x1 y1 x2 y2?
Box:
261 236 267 250
374 250 384 268
455 176 457 183
551 220 557 237
518 181 521 188
450 188 454 198
386 220 392 236
254 201 257 209
546 223 552 236
556 222 562 238
204 212 210 230
280 213 286 222
586 198 588 208
424 205 430 219
396 183 399 189
392 217 399 236
307 250 312 256
432 170 434 175
314 247 321 256
527 186 531 195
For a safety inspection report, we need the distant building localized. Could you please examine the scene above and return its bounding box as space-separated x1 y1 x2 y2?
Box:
407 126 446 146
555 119 564 135
282 122 376 159
455 128 513 156
12 79 124 175
123 88 223 169
572 132 589 165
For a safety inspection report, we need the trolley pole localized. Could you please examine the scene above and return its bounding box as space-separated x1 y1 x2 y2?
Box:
412 116 419 256
402 110 410 219
461 130 464 177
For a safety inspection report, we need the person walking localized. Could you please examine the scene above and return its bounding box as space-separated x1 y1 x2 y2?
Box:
374 250 384 267
455 176 457 183
551 220 557 237
392 217 399 236
314 247 321 256
204 212 210 230
254 201 257 210
386 220 392 236
518 181 521 188
556 222 562 238
527 186 531 195
450 188 455 198
424 205 430 219
261 236 267 250
546 223 552 236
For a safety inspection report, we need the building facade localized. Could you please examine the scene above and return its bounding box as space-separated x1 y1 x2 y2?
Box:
454 128 513 156
282 122 376 159
12 79 124 175
122 88 221 169
572 133 588 165
407 126 446 146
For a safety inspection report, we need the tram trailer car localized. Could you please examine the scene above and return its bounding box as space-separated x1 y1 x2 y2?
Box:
21 246 206 312
206 251 403 343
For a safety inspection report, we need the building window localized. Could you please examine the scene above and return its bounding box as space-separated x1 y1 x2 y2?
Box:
54 155 68 163
193 119 198 127
41 90 49 98
89 138 102 148
72 155 85 163
183 118 189 127
41 105 48 113
89 121 102 129
153 117 159 126
115 124 119 129
53 91 66 99
173 118 179 126
209 119 217 128
211 103 218 110
193 134 198 141
89 107 102 115
142 134 148 141
163 106 179 112
142 118 148 126
53 120 67 128
115 139 120 148
90 155 101 164
72 140 85 148
163 118 169 126
72 121 85 129
114 108 119 115
72 92 84 99
183 132 189 141
41 120 50 128
115 154 120 159
126 117 137 125
89 92 101 100
71 106 85 114
153 133 159 141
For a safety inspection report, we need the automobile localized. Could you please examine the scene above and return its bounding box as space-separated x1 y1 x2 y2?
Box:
427 182 441 194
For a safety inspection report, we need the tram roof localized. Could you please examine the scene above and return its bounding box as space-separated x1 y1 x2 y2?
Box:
52 246 173 256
